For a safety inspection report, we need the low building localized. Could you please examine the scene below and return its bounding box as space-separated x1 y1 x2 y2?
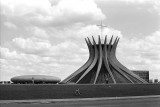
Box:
11 75 61 84
132 70 149 82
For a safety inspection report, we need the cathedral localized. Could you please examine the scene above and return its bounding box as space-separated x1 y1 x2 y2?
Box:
61 36 147 84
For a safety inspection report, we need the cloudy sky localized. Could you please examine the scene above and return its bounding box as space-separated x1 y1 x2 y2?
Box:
0 0 160 81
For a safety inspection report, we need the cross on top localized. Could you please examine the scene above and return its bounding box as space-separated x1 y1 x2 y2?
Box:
97 21 108 40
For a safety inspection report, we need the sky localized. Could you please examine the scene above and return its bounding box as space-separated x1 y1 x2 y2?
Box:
0 0 160 81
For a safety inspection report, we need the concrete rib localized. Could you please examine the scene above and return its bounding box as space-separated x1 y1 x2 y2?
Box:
61 38 94 83
109 38 134 83
103 36 116 84
111 38 147 83
76 36 98 83
94 36 103 84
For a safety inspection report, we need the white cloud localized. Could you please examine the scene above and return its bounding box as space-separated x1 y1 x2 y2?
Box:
0 47 19 60
1 0 51 16
1 0 105 26
153 1 160 15
3 22 17 29
145 30 160 44
32 27 49 39
12 37 51 54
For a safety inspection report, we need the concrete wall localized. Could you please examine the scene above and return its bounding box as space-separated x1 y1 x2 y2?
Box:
0 84 160 100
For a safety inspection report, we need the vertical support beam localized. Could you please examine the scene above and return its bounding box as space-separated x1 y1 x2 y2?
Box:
94 36 103 84
103 35 116 84
108 36 113 53
76 36 99 83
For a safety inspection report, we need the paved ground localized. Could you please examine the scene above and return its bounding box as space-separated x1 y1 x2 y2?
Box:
1 96 160 107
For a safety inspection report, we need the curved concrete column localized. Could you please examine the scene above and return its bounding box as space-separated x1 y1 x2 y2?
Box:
94 36 103 84
110 38 147 83
76 36 99 83
61 38 94 83
103 36 116 84
108 37 134 83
